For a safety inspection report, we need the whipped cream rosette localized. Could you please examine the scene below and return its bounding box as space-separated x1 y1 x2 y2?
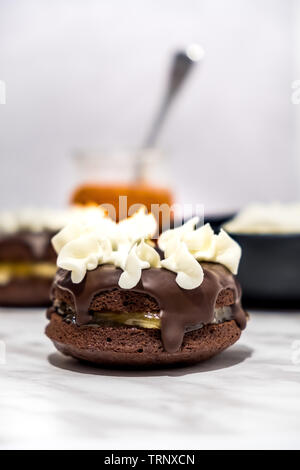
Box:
52 208 241 290
158 218 241 289
52 207 160 287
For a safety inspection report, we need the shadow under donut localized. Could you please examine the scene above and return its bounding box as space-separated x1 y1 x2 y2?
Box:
48 344 253 378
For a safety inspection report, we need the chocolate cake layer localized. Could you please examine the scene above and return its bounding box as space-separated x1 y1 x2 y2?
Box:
51 285 235 313
0 277 52 307
52 285 160 313
46 312 241 367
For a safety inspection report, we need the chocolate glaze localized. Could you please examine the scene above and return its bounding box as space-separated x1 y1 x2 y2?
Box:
53 263 247 353
0 231 56 262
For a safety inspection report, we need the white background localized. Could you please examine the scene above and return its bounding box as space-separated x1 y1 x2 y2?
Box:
0 0 299 214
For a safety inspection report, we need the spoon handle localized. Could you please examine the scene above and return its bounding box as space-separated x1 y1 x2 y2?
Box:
143 46 204 148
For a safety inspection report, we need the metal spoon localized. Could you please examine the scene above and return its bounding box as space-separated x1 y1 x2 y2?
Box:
135 44 205 181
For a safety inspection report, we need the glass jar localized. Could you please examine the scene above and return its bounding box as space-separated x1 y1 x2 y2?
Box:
70 147 174 228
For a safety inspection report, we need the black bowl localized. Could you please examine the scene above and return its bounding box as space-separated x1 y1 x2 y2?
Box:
172 214 300 307
229 232 300 308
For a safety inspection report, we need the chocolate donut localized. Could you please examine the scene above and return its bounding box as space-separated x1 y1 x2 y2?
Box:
46 263 248 367
0 231 56 307
0 206 106 307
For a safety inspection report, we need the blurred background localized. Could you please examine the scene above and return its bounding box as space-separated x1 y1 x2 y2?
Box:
0 0 299 214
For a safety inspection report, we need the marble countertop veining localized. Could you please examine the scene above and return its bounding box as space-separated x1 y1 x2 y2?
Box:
0 309 300 450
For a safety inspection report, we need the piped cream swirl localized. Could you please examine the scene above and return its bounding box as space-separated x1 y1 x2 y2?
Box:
0 206 107 234
158 217 241 289
52 208 159 286
52 209 241 290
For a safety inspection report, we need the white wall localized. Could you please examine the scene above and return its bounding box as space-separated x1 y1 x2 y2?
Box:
292 0 300 198
0 0 297 213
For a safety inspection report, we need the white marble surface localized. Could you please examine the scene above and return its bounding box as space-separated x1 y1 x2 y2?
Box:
0 309 300 450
